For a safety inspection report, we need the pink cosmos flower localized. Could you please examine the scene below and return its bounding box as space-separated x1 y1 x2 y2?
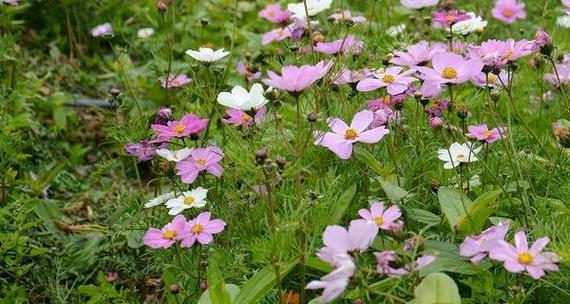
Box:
468 39 532 68
262 27 293 45
417 52 483 85
466 124 507 143
306 254 356 303
358 202 402 231
150 114 208 143
1 0 19 5
160 74 192 89
222 107 266 127
400 0 438 9
390 41 447 67
489 231 559 279
91 23 113 37
532 30 552 51
471 70 510 88
329 10 366 23
356 66 417 95
315 35 364 55
263 61 332 93
375 251 436 277
237 62 262 81
368 102 396 127
143 215 188 249
176 146 224 184
154 107 173 125
333 68 373 85
180 212 226 248
492 0 526 24
125 141 161 161
460 221 510 264
432 10 471 27
314 110 390 159
544 63 570 87
563 0 570 13
258 4 291 24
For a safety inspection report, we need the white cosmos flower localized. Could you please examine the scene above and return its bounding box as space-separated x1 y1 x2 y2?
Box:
165 187 208 215
144 191 176 208
185 47 230 63
217 84 268 111
557 15 570 28
386 24 406 37
437 142 481 169
137 28 155 38
449 12 487 35
156 148 192 162
287 0 332 19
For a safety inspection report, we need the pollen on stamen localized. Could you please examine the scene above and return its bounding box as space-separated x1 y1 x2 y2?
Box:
173 125 186 134
344 128 358 140
191 224 204 233
163 230 176 240
442 67 458 79
382 74 395 83
184 196 195 206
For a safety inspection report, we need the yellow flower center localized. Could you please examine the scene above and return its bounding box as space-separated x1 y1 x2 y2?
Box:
197 159 206 166
456 153 465 160
502 50 514 61
442 67 458 79
191 224 204 233
503 9 513 18
344 128 358 140
163 230 176 240
487 74 497 84
374 217 384 226
173 125 186 134
382 74 395 83
242 113 253 123
382 95 392 105
484 130 494 138
184 196 195 205
445 15 456 23
517 252 533 265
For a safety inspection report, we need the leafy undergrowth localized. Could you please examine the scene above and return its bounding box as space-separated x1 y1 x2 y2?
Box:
1 0 569 303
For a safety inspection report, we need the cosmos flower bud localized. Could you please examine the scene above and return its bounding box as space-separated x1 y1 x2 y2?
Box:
382 54 393 66
456 103 468 120
169 284 179 294
109 88 121 97
276 157 287 169
429 179 441 192
156 1 167 14
429 117 444 128
552 120 570 148
255 148 268 164
307 113 318 123
200 18 210 26
490 89 501 102
200 281 208 291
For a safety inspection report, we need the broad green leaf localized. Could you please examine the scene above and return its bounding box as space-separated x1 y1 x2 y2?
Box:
437 187 472 231
33 199 62 234
456 190 502 237
406 208 441 225
234 260 296 304
328 184 356 225
411 273 461 304
198 284 240 304
354 146 392 176
377 177 410 202
207 261 231 304
306 257 332 273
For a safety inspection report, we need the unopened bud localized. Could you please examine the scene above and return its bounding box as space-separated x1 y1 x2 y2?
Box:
157 1 167 14
490 90 501 102
307 113 318 123
169 284 179 294
255 148 268 165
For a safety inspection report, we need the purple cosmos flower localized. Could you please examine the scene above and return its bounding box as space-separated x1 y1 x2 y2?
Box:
125 141 159 161
460 221 510 263
176 146 224 184
237 62 262 81
390 41 447 67
329 10 366 23
263 61 332 93
489 231 559 279
154 107 173 125
180 211 226 247
532 30 552 51
314 110 390 159
432 10 471 27
160 74 192 89
358 202 402 231
492 0 527 24
471 70 510 88
400 0 438 9
150 114 209 143
258 3 291 24
143 215 188 249
90 23 113 37
367 101 397 127
333 68 373 85
375 251 436 277
466 124 507 143
222 107 266 127
543 63 570 87
357 66 417 95
417 52 483 85
468 39 533 68
315 35 364 55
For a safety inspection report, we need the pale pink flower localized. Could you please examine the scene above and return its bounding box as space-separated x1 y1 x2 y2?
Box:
489 231 559 279
222 107 266 127
466 124 507 143
390 41 447 67
160 74 192 88
492 0 527 24
125 141 159 161
356 66 417 95
263 61 332 93
91 23 113 37
358 202 402 231
471 70 510 88
375 251 436 277
143 215 188 249
314 110 390 159
315 35 364 55
400 0 438 9
180 212 226 247
460 221 510 263
237 62 262 81
543 63 570 87
333 68 373 85
432 10 471 27
150 114 209 143
329 10 366 23
306 254 355 303
258 4 291 24
417 52 483 85
176 146 224 184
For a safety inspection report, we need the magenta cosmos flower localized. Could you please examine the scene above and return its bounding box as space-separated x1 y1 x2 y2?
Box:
151 114 208 143
489 231 559 279
357 66 417 95
222 107 266 127
460 221 509 264
180 211 226 248
143 215 188 249
358 202 402 231
160 74 192 89
258 3 291 24
492 0 526 24
432 10 471 27
466 124 506 143
176 146 224 184
329 10 366 23
314 110 390 159
263 61 332 93
390 41 447 67
375 251 436 277
400 0 438 9
315 35 364 55
417 52 483 85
